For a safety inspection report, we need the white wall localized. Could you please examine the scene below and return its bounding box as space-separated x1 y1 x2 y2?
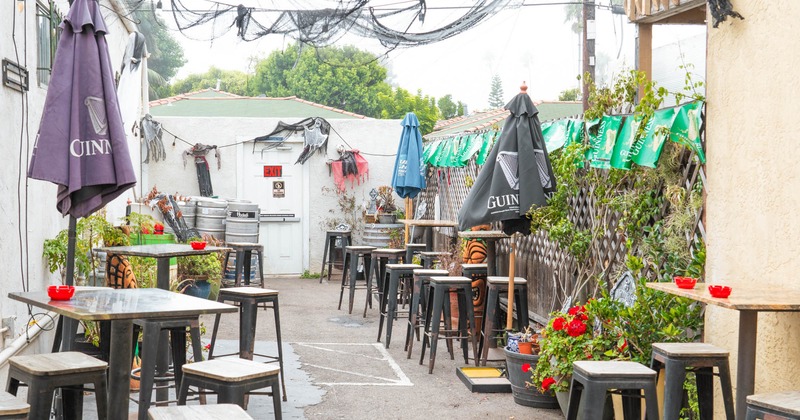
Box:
0 0 136 355
146 116 403 274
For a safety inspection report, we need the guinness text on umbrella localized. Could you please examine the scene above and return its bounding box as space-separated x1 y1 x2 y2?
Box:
70 138 112 157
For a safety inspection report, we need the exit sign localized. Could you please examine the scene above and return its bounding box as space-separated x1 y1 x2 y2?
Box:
263 165 282 177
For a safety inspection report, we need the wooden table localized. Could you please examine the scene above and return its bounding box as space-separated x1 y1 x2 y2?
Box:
95 244 231 290
457 230 509 276
646 282 800 417
9 288 236 420
399 219 458 251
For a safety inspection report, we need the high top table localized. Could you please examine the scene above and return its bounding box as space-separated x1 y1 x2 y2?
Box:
457 230 509 276
646 282 800 418
399 219 458 251
95 243 231 290
9 288 237 420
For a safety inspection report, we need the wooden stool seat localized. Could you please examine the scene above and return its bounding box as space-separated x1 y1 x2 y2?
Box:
567 361 659 420
148 403 253 419
345 245 377 251
486 276 528 286
9 351 107 375
746 391 800 419
218 286 279 297
652 342 729 358
0 391 29 419
178 358 282 419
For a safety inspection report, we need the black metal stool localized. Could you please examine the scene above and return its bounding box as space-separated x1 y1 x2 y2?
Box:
479 276 529 366
405 268 449 358
177 358 282 419
650 342 735 420
405 243 427 265
419 251 449 269
338 245 376 314
0 392 28 420
6 352 108 420
134 317 204 414
419 276 479 374
746 391 800 420
461 263 488 345
320 230 352 283
567 360 660 420
376 263 422 348
208 287 287 401
365 248 406 316
148 403 253 419
224 242 265 287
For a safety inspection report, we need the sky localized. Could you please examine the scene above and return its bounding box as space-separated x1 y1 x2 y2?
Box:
162 1 698 111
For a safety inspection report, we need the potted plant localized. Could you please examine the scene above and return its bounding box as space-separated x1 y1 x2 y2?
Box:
503 328 559 409
376 186 398 224
175 251 223 300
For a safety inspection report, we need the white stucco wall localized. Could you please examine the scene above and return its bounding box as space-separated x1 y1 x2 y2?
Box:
705 0 800 412
0 0 137 359
145 116 403 274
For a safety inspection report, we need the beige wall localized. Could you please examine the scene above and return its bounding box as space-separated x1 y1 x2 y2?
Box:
705 0 800 410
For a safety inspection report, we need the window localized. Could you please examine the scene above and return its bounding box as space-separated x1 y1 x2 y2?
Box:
36 1 60 86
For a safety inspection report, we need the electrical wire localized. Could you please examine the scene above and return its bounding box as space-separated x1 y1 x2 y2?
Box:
12 0 30 294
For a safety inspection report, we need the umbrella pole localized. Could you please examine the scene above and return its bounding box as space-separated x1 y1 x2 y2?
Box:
65 215 77 286
404 198 412 244
506 237 516 331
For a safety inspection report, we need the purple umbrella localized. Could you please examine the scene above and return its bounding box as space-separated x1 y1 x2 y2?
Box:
28 0 136 285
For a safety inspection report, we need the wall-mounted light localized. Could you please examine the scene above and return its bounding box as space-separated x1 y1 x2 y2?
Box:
17 0 25 13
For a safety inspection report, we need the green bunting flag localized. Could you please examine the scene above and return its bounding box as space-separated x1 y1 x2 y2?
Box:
424 140 442 165
611 115 643 170
670 101 705 163
631 107 676 168
476 131 496 166
542 119 570 152
457 134 483 165
565 119 584 148
588 115 623 169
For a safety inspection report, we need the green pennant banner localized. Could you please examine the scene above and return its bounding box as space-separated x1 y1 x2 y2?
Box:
612 115 644 170
424 140 442 165
631 107 676 168
565 119 584 148
476 131 496 166
457 134 483 165
670 101 705 163
589 115 623 169
542 119 570 152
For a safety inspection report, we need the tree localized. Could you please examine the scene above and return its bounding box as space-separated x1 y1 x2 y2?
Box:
558 88 581 101
488 74 505 109
251 43 392 117
171 67 251 96
377 88 439 134
437 94 465 119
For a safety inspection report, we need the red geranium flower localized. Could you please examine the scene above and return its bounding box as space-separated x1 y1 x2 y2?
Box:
541 377 556 391
552 317 567 331
521 363 531 373
577 312 589 321
567 305 581 316
566 319 587 337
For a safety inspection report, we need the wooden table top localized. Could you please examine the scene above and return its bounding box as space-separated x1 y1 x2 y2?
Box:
9 288 237 321
458 230 509 240
399 219 458 228
646 282 800 311
95 243 231 258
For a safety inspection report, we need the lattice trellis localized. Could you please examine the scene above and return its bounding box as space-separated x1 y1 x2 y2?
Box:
418 116 707 323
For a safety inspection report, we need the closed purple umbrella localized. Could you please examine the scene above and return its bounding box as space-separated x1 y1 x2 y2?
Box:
28 0 136 286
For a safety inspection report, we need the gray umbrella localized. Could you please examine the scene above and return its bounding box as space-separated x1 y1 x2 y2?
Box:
28 0 136 285
457 84 556 329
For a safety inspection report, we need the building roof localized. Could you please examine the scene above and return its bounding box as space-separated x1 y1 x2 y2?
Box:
149 89 368 119
426 101 583 138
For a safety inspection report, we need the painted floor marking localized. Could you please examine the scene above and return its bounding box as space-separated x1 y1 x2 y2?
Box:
294 342 413 387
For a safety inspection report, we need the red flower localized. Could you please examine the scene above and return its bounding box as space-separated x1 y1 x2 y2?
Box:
566 319 587 337
618 339 628 351
521 363 531 373
541 377 556 391
567 305 581 316
204 343 211 350
552 317 567 331
577 312 589 321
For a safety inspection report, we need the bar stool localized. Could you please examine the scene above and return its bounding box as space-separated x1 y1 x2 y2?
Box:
365 248 406 316
208 287 287 401
338 246 376 314
567 360 660 420
320 230 352 283
405 243 427 265
746 391 800 420
419 276 479 374
0 392 28 420
650 342 735 420
376 263 422 348
148 403 253 419
135 317 204 414
405 268 449 358
177 358 282 419
479 276 529 366
419 251 449 269
6 352 108 419
224 242 265 287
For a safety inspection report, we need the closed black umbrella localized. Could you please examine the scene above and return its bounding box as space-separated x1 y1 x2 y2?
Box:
457 84 556 330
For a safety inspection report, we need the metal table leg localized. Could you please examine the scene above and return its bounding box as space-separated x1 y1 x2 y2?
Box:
109 320 133 420
736 310 757 418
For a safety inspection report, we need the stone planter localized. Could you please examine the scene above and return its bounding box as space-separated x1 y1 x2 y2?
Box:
503 348 560 409
377 213 397 224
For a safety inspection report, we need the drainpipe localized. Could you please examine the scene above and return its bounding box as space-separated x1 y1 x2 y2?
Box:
0 313 57 367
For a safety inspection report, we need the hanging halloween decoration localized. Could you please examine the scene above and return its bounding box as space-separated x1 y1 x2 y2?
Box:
140 114 165 163
252 117 331 164
330 145 369 192
183 143 220 197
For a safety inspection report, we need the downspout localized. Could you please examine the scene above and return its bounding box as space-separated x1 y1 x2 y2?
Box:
0 313 57 367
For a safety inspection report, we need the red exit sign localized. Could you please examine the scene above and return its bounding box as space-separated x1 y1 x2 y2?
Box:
263 165 282 177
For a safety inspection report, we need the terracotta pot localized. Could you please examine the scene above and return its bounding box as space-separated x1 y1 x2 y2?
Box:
518 341 534 354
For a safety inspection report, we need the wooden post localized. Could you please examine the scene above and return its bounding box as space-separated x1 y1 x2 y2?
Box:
506 238 516 331
404 198 412 245
636 23 653 100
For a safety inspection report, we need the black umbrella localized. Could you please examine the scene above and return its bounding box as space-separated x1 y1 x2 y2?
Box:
457 83 556 330
28 0 136 286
